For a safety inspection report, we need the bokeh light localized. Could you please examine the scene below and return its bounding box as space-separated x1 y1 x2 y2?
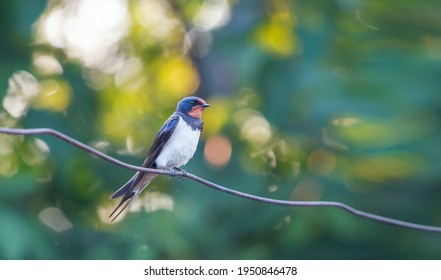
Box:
38 207 73 233
204 135 232 168
307 149 337 176
291 178 324 201
32 79 71 112
193 0 231 31
37 0 130 71
3 71 40 118
234 109 272 146
254 0 299 56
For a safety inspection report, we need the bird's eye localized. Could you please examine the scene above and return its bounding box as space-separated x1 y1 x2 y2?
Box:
191 100 198 105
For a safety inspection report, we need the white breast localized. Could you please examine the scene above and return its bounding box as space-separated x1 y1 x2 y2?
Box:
155 116 201 169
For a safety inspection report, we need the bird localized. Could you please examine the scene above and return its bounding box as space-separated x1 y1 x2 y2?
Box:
109 96 210 222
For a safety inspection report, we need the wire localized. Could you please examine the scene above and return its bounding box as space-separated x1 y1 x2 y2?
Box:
1 127 440 233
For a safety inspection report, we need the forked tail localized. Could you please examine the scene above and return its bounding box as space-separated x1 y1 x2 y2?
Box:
109 173 157 222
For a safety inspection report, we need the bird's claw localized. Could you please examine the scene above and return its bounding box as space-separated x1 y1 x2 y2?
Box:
172 167 187 181
167 168 177 179
177 168 187 181
167 167 187 181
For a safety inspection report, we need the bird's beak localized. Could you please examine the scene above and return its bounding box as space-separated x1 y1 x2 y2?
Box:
201 103 211 108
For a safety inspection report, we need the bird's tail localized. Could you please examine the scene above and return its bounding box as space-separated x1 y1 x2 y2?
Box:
109 174 136 199
109 173 157 222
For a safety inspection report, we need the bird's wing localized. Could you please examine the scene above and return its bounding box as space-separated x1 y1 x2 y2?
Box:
139 114 180 170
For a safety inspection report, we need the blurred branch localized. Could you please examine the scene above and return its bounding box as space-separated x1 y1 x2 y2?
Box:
1 127 441 233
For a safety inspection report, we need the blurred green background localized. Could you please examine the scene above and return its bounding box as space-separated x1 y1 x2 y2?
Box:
1 0 441 259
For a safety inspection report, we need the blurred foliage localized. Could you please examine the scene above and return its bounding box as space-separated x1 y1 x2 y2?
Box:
1 0 441 259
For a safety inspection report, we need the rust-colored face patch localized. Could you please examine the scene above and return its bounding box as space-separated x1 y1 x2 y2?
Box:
189 106 205 118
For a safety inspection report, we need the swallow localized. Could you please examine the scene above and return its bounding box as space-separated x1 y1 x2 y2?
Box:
109 96 210 221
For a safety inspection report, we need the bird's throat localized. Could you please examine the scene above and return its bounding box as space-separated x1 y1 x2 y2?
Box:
189 107 203 118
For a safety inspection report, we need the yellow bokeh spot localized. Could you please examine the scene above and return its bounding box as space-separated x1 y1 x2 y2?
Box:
156 55 200 97
338 115 437 149
254 2 298 56
350 154 424 183
100 90 153 148
201 98 229 136
32 79 71 112
0 153 18 177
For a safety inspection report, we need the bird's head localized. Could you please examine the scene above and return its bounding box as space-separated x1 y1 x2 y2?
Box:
177 96 210 118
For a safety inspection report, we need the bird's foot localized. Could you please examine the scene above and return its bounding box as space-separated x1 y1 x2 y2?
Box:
174 167 187 181
167 168 177 178
166 167 187 181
